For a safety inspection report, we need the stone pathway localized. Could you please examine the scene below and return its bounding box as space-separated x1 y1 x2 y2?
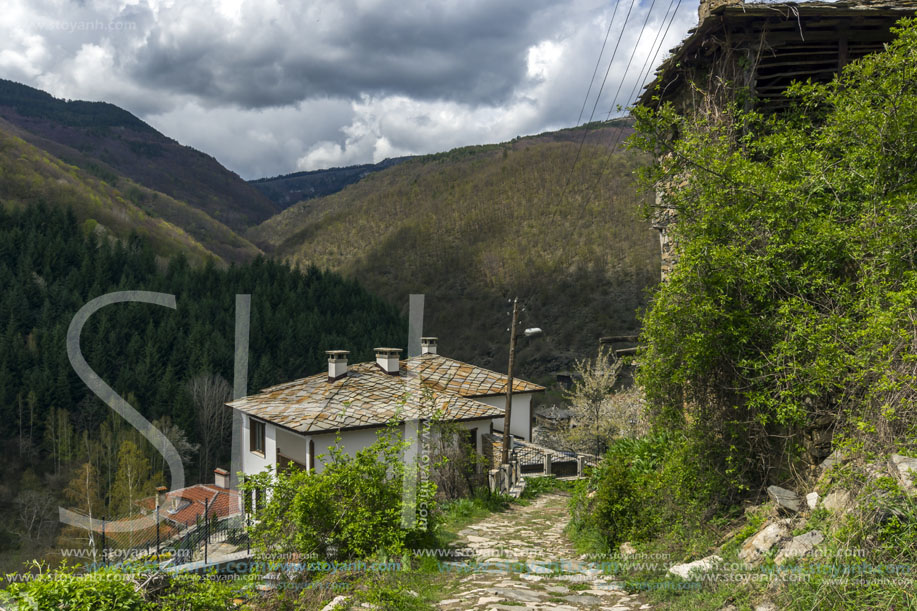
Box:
437 493 652 610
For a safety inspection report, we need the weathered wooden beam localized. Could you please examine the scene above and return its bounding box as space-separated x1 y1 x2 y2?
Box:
757 58 840 70
731 30 895 44
757 67 842 82
600 335 639 344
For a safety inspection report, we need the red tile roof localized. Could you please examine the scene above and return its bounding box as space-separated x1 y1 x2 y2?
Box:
137 484 241 527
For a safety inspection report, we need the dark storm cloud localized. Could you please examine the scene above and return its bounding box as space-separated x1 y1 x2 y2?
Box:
131 0 562 109
1 0 698 177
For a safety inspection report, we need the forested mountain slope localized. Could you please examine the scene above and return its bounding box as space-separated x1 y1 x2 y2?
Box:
0 79 278 232
251 121 659 375
0 205 405 564
0 118 224 265
250 157 410 209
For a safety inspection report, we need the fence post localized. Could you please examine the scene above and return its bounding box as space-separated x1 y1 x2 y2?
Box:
204 498 210 565
577 456 585 477
100 518 106 565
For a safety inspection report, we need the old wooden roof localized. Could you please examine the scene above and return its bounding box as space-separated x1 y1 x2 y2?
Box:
638 0 917 110
227 354 544 434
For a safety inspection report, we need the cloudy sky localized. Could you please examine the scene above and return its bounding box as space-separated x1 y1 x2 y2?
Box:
1 0 697 180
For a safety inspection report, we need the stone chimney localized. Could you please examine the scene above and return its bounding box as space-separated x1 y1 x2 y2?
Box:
421 337 438 355
156 486 168 509
326 350 350 381
213 467 229 489
374 347 403 375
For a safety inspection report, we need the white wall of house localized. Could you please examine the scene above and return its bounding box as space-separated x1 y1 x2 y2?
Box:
238 413 493 477
309 427 381 473
482 392 536 441
276 426 309 467
242 414 276 475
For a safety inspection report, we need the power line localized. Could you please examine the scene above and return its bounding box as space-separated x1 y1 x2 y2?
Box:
597 0 684 167
573 0 623 131
599 0 660 130
562 0 670 231
550 0 639 223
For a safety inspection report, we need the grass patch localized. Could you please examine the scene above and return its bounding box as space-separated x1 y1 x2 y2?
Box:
518 476 574 501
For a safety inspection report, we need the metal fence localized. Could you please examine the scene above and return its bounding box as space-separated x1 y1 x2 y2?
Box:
173 514 248 565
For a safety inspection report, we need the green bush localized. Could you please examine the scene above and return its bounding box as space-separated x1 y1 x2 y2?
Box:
633 17 917 492
569 432 727 552
0 563 248 611
519 476 572 500
1 564 146 611
242 428 437 561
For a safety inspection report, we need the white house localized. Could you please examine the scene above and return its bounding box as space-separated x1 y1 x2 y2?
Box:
227 338 544 479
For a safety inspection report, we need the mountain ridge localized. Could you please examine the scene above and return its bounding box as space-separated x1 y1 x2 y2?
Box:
0 79 278 232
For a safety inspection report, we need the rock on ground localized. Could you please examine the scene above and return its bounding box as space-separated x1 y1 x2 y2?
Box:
775 530 824 565
767 486 801 513
891 454 917 492
805 491 820 510
668 554 722 580
822 490 851 513
739 520 791 565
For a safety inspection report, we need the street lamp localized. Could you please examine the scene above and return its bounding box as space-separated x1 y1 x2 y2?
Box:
500 299 542 465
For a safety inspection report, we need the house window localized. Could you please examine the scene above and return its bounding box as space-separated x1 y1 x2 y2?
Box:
467 428 477 453
308 439 315 472
250 419 265 455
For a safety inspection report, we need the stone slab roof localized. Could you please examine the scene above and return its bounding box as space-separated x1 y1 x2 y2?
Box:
227 355 543 434
638 0 917 109
358 354 545 398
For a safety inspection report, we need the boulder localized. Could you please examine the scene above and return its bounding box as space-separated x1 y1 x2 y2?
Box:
819 450 844 473
767 485 802 513
320 596 349 611
806 491 820 510
822 489 851 513
775 530 824 565
739 520 791 565
890 454 917 493
755 602 778 611
668 554 722 579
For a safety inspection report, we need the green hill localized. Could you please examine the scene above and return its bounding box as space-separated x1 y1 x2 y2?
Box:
0 118 229 265
0 116 262 264
0 79 278 232
250 121 660 375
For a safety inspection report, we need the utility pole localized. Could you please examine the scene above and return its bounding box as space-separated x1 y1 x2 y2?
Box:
501 298 519 465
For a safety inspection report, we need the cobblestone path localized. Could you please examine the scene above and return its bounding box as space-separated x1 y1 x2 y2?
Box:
437 493 653 611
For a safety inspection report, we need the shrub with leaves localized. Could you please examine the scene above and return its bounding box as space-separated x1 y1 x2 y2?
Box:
0 562 247 611
241 427 437 561
632 17 917 492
